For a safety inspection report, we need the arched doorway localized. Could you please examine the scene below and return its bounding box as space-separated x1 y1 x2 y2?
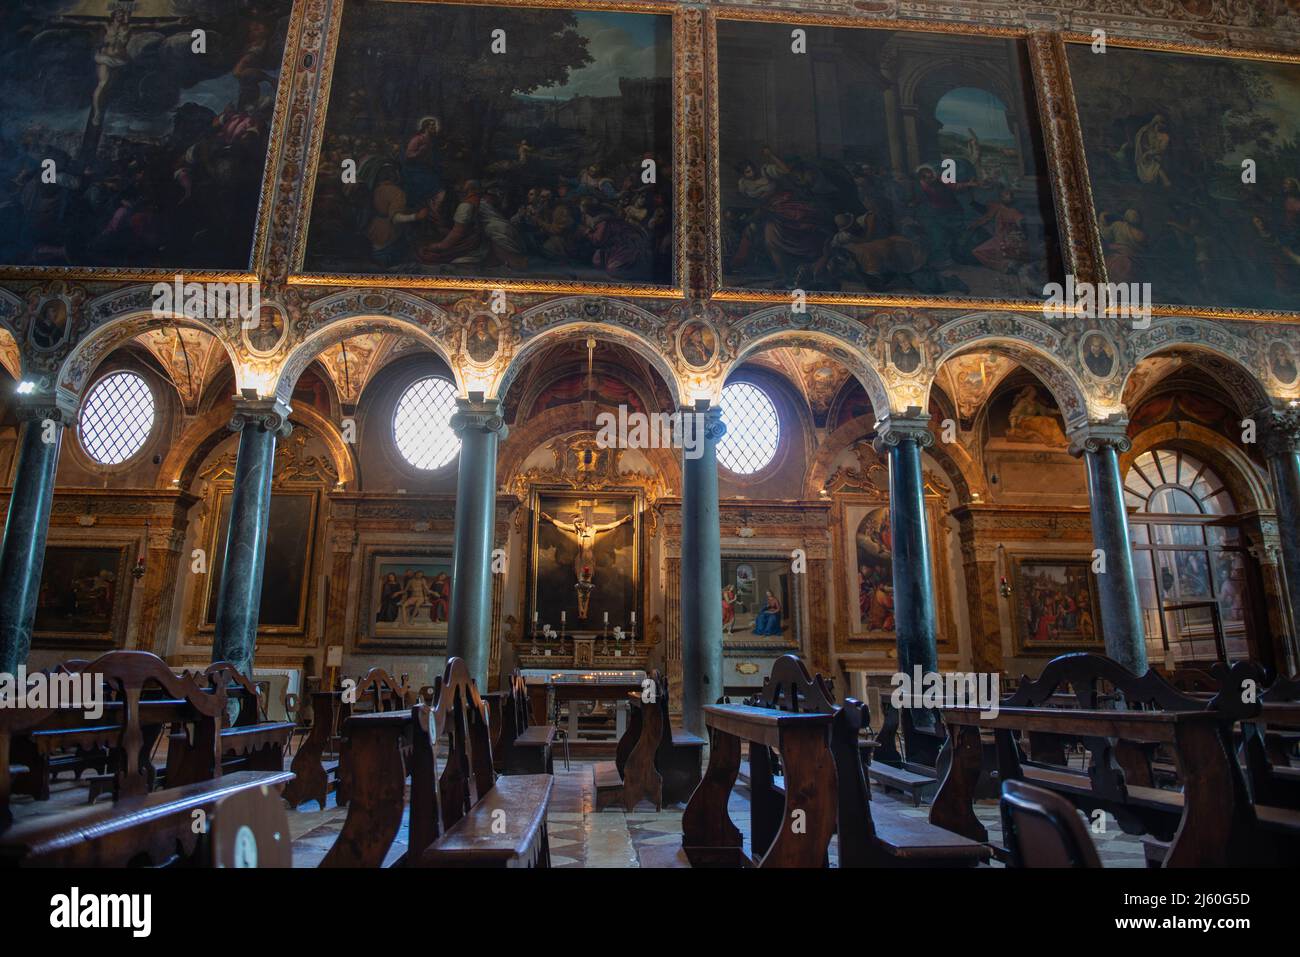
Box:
1124 447 1259 669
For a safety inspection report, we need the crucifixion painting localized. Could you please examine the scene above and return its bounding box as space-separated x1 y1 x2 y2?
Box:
532 494 639 630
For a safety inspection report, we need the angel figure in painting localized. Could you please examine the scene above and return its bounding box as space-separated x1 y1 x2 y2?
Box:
721 584 737 635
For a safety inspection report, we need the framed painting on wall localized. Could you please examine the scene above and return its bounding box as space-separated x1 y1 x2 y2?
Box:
201 489 318 636
1066 41 1300 313
1009 555 1104 655
355 547 453 651
0 2 295 273
528 489 640 638
715 17 1063 299
300 1 675 288
33 544 133 648
720 555 799 644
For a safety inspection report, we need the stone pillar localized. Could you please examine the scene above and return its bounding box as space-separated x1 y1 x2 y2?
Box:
211 399 292 677
0 402 70 674
446 397 507 689
1261 407 1300 667
875 414 938 678
680 405 725 737
1069 423 1147 674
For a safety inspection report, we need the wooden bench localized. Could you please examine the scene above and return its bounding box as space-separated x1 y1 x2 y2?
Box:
282 668 409 810
929 684 1282 866
495 670 555 775
867 762 937 806
0 769 294 867
594 670 705 811
321 656 553 868
752 654 988 868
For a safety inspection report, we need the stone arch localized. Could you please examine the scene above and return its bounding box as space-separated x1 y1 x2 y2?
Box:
59 285 243 407
930 313 1093 430
499 297 684 405
1120 420 1271 515
157 399 357 492
1123 325 1274 417
275 290 454 406
726 307 891 421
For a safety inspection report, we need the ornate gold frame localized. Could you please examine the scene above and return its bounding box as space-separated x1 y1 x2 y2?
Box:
706 7 1062 312
1006 549 1104 657
31 543 134 649
1054 31 1300 325
0 0 307 284
196 486 319 639
289 0 687 298
526 485 643 638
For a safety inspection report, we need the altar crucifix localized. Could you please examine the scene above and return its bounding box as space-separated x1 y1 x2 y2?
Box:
538 505 631 620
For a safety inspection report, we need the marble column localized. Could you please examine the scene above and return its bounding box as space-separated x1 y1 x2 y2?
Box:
1261 406 1300 665
446 397 507 690
1069 423 1147 674
0 403 69 675
680 405 725 737
875 414 939 678
211 399 292 677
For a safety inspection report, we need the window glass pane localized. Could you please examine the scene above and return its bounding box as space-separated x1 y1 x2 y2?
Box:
717 382 780 474
1129 523 1149 545
1153 523 1204 547
393 376 460 470
78 372 155 465
1149 487 1201 515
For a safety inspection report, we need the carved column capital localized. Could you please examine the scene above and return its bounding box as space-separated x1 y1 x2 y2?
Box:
872 413 934 454
450 397 508 439
229 398 293 438
1258 406 1300 458
14 392 79 425
1067 421 1132 457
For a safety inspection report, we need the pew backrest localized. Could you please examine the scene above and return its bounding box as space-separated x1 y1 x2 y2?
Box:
999 779 1102 868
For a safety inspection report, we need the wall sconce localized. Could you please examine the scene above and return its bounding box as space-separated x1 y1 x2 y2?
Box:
999 576 1012 598
132 520 149 581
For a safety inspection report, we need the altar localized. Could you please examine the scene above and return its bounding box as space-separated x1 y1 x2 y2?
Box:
519 668 647 752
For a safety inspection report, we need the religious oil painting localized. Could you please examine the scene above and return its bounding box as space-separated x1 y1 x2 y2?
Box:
716 20 1063 298
852 505 895 636
33 544 132 647
301 2 674 285
203 489 316 634
720 556 793 640
1010 557 1104 655
367 554 451 643
529 490 640 637
0 1 293 272
1067 44 1300 312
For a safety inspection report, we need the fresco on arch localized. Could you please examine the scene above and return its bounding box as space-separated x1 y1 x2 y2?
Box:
1066 43 1300 312
301 2 674 286
716 19 1063 298
0 0 293 271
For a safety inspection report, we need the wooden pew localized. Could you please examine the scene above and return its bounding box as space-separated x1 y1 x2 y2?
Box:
494 669 555 775
0 769 294 867
165 662 295 788
282 667 408 810
2 651 226 825
321 657 553 868
1000 779 1103 868
594 670 704 811
1242 672 1300 809
752 655 989 867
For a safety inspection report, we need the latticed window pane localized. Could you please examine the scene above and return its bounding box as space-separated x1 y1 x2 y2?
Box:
717 382 779 475
78 372 155 465
393 376 460 470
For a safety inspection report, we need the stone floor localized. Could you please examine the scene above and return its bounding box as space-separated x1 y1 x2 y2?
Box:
284 759 1150 868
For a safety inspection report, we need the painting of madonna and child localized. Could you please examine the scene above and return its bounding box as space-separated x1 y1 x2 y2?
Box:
302 3 673 286
716 21 1062 298
0 1 293 271
1067 44 1300 312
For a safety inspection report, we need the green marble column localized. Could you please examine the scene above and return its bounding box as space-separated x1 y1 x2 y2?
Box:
446 397 507 689
0 403 69 675
680 405 725 737
1070 423 1147 675
1261 407 1300 667
875 414 939 680
211 399 292 677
